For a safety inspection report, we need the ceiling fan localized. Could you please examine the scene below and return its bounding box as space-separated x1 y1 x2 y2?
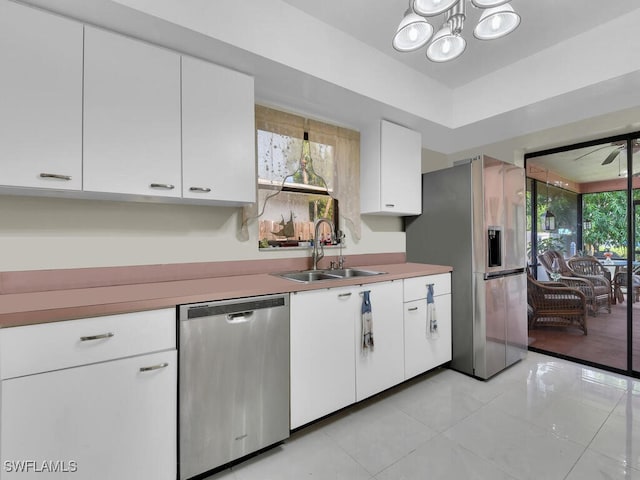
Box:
601 145 624 165
572 140 640 165
601 140 640 165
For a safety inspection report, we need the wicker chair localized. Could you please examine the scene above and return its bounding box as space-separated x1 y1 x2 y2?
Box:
613 267 640 303
567 255 612 283
538 250 611 316
567 255 613 302
527 274 587 334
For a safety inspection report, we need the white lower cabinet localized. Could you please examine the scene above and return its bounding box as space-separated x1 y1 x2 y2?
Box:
290 285 357 429
403 273 452 379
0 309 176 480
1 351 176 479
355 281 404 401
290 281 404 429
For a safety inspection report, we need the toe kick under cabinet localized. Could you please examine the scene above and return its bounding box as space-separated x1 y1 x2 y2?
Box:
0 309 177 480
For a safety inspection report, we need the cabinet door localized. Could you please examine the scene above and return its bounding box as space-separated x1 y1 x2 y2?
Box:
354 281 404 401
290 287 356 429
1 351 177 480
404 299 429 379
431 293 452 367
380 120 421 215
83 27 181 197
182 56 256 204
404 293 452 379
0 2 82 190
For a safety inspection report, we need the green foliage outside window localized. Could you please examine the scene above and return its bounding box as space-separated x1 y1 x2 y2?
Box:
582 190 628 256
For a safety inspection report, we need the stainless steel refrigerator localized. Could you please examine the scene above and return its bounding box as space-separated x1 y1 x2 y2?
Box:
405 155 527 379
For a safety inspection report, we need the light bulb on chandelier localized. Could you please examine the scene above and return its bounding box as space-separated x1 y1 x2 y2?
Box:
392 8 434 52
426 23 466 62
474 4 520 40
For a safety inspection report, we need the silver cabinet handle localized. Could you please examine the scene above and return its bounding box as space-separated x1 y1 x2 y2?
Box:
407 307 419 312
338 292 352 298
385 204 395 207
80 332 114 341
40 173 72 181
189 187 212 193
139 362 169 372
150 183 175 189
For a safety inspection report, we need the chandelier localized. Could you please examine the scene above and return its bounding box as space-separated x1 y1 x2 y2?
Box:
392 0 521 63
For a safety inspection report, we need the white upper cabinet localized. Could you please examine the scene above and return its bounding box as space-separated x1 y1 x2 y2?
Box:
2 6 256 207
361 119 422 215
0 2 82 191
83 27 181 198
182 56 256 205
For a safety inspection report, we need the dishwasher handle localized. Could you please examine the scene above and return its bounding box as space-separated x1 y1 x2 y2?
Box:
182 294 288 320
226 311 254 324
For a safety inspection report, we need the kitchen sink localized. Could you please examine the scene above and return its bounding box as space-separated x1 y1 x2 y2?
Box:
275 268 385 283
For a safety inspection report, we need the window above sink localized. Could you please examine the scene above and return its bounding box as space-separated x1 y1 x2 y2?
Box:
253 105 362 250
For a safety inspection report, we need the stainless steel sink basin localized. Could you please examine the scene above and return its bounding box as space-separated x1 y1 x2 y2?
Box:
277 271 342 283
275 268 385 283
329 268 385 278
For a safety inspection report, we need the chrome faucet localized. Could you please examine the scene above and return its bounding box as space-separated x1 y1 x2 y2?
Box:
336 229 346 269
311 218 335 271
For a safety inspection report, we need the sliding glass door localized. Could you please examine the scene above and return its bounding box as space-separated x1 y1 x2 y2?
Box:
526 134 638 377
633 138 640 375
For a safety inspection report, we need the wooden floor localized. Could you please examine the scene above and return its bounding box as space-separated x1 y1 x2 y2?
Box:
528 293 640 372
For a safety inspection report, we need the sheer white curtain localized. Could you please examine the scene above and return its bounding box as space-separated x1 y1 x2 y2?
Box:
240 105 361 242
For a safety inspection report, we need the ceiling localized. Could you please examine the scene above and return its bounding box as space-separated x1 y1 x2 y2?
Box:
281 0 640 88
528 139 640 185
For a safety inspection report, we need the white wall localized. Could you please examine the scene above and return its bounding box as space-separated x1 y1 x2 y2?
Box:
422 148 449 174
448 104 640 167
0 195 404 271
452 9 640 127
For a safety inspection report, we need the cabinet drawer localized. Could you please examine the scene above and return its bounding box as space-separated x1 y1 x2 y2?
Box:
0 308 176 379
404 273 451 302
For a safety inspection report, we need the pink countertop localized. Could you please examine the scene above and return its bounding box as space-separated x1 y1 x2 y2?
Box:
0 262 451 328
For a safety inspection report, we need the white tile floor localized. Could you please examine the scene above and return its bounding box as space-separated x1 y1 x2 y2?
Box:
205 352 640 480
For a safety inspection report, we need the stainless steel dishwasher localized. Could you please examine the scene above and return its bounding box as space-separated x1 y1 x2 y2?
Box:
178 293 290 480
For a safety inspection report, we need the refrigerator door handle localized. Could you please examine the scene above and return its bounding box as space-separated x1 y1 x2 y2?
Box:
484 268 525 280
